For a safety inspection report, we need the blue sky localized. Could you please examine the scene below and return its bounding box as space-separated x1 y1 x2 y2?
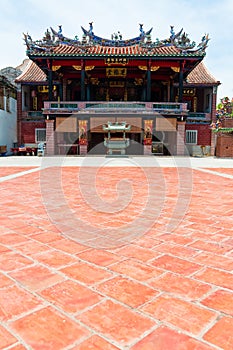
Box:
1 0 232 101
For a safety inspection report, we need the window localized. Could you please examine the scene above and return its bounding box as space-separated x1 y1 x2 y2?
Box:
186 130 197 144
35 128 46 143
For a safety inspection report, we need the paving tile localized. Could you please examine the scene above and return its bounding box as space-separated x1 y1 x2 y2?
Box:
0 251 33 272
8 344 27 350
191 251 233 271
13 240 51 256
0 272 14 288
141 294 216 335
109 258 163 281
60 261 114 285
0 233 29 245
0 324 18 348
96 276 158 308
148 272 212 300
10 306 89 350
151 254 202 275
80 299 155 347
72 335 120 349
194 267 233 290
30 231 63 243
115 244 158 262
131 325 213 350
9 265 64 291
39 279 103 313
49 238 90 254
203 316 233 350
0 284 42 321
77 248 122 266
32 249 78 268
201 289 233 316
188 239 232 254
153 242 199 258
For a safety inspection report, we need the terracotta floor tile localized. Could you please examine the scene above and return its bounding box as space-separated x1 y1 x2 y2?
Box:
201 289 233 316
14 240 51 256
188 239 232 254
203 316 233 350
148 272 212 300
39 279 103 313
191 251 233 271
0 324 18 348
49 238 89 254
194 267 233 290
30 231 63 243
60 261 114 285
151 254 202 275
109 258 163 281
10 306 89 350
73 335 119 349
0 273 14 288
115 244 158 262
0 251 33 272
33 249 78 268
96 276 158 308
77 248 122 266
0 243 10 252
80 299 155 347
141 294 216 335
153 242 198 258
9 265 64 291
0 233 29 245
131 325 213 350
8 344 27 350
0 285 42 321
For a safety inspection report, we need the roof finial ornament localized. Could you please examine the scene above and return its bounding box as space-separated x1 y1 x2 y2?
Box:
89 22 94 35
139 24 145 37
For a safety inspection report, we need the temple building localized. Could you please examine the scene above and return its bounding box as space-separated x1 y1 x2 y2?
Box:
15 23 220 156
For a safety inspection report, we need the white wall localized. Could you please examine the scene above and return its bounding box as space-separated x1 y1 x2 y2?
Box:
0 96 17 155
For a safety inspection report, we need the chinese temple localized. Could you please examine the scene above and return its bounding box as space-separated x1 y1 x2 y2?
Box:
15 23 220 156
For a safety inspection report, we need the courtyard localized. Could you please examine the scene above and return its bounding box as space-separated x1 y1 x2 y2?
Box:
0 155 232 349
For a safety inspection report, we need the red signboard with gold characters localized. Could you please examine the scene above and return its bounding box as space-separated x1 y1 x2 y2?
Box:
144 120 153 145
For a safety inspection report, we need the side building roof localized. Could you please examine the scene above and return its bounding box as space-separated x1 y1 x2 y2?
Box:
186 61 220 85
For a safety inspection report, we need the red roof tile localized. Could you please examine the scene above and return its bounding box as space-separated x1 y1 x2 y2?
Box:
187 62 219 85
30 43 199 58
15 60 46 83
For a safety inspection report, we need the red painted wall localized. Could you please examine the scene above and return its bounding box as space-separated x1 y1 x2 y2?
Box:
185 124 211 145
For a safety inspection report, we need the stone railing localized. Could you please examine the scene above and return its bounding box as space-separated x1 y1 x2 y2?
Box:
43 101 188 115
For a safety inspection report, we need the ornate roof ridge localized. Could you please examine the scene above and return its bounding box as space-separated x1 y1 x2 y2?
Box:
23 23 210 56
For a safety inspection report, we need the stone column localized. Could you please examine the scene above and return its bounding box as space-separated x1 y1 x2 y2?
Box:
46 119 55 155
176 121 186 155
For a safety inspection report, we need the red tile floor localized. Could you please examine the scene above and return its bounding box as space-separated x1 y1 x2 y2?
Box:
0 163 232 349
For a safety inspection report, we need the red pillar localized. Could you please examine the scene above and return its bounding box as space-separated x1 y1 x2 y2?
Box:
176 121 186 155
46 119 55 155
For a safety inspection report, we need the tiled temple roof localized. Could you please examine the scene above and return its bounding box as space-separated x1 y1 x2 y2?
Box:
187 61 219 85
15 59 218 86
29 43 197 57
15 59 46 83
